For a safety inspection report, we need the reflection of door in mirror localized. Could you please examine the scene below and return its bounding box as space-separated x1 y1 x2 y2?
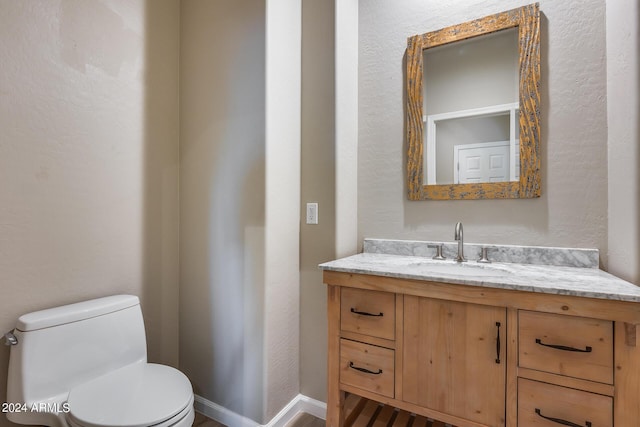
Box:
423 28 518 186
426 107 521 184
455 141 509 184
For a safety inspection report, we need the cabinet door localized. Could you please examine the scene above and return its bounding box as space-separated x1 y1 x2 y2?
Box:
403 296 506 427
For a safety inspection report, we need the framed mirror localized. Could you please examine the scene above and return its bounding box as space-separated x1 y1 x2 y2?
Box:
406 3 540 200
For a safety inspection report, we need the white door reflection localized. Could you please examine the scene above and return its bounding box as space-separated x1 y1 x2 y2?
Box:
425 104 520 185
455 141 510 184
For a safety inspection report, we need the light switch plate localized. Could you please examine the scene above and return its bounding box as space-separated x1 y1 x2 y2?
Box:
306 203 318 224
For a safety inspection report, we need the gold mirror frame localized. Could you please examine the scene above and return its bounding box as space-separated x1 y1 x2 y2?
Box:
407 3 540 200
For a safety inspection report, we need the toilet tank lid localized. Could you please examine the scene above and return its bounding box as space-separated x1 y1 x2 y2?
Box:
16 295 140 332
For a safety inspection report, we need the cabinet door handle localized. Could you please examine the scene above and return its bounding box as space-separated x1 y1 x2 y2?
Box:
349 362 382 375
535 408 592 427
350 308 383 317
535 339 593 353
495 322 501 364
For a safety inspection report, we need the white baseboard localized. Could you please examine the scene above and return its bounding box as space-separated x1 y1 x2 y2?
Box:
194 395 257 427
194 393 326 427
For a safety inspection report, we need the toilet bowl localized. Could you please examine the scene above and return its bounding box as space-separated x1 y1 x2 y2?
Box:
65 363 194 427
5 295 195 427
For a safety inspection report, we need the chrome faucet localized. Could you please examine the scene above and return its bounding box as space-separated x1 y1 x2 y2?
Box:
454 222 465 262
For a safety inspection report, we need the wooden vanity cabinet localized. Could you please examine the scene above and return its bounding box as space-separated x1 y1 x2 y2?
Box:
325 270 640 427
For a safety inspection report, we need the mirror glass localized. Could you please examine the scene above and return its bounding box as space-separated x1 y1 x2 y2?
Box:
423 28 519 185
406 4 540 200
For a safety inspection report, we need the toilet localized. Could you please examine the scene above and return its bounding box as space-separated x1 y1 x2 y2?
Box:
5 295 195 427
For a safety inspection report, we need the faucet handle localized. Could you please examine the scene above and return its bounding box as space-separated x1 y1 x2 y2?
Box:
428 244 446 260
477 247 492 264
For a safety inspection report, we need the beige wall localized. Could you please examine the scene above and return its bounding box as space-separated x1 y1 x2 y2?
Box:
180 0 302 423
358 0 609 263
606 0 640 285
424 28 518 116
264 0 302 420
179 0 267 422
0 1 180 426
335 0 360 260
300 0 335 402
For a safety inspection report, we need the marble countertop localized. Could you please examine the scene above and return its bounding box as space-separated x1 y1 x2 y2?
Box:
319 243 640 303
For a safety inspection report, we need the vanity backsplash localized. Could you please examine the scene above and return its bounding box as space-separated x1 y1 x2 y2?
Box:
363 238 600 269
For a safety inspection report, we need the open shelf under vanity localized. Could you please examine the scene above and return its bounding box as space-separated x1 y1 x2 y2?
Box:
344 394 457 427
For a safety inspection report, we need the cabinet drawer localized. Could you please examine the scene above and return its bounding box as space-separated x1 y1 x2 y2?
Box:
341 288 395 340
340 339 394 398
519 310 613 384
518 378 612 427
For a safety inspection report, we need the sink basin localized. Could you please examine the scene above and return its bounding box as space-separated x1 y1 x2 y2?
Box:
414 262 511 277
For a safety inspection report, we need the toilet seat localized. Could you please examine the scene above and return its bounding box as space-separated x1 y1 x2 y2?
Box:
66 363 194 427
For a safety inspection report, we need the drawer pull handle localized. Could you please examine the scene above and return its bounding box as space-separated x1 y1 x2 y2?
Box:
350 308 383 317
535 408 592 427
349 362 382 375
495 322 501 364
535 339 593 353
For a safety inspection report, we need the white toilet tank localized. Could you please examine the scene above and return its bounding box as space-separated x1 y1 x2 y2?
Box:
6 295 148 426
